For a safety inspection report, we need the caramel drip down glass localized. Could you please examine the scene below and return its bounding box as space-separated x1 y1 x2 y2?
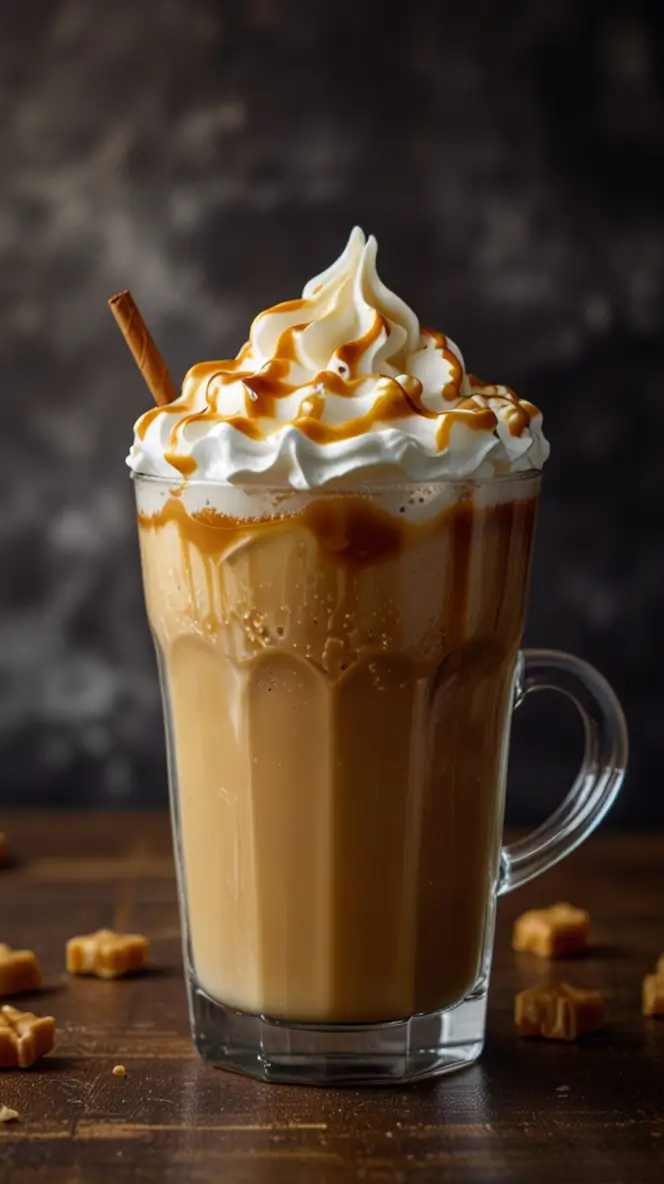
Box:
134 470 627 1085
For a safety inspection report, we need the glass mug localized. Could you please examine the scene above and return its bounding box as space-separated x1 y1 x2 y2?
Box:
134 470 627 1085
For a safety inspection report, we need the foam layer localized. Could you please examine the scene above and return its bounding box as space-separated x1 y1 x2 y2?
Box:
134 471 541 528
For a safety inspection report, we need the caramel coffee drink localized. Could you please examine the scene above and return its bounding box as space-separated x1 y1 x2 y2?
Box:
124 228 625 1083
137 478 538 1022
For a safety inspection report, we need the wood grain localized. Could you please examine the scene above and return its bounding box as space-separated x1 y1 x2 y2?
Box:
0 815 662 1183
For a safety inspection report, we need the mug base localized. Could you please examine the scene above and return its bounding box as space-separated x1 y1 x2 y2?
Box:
188 981 487 1085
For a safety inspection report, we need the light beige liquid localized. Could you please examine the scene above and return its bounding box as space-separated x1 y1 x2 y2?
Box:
138 482 537 1023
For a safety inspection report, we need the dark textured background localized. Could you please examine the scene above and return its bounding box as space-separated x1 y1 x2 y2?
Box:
0 0 662 822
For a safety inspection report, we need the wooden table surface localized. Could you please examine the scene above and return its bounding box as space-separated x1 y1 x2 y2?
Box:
0 814 662 1183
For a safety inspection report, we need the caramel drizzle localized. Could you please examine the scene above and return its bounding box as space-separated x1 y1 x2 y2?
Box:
136 403 181 441
436 400 499 451
274 322 308 363
165 406 216 476
466 378 538 438
296 381 416 445
505 399 538 438
420 328 465 403
333 312 387 374
253 296 306 324
164 452 198 478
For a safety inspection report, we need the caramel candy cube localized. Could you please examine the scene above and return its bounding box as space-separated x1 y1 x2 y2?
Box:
66 929 149 979
0 1005 55 1068
642 973 664 1017
515 982 604 1041
513 903 590 958
0 945 43 997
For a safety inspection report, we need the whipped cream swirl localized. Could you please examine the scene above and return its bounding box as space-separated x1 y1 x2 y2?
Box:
128 228 549 488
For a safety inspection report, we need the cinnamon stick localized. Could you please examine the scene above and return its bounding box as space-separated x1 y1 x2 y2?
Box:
108 290 178 407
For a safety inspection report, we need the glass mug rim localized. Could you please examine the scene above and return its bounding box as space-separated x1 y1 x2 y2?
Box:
132 468 542 493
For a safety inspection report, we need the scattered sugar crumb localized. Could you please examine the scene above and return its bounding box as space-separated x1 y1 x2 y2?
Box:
112 1065 127 1077
385 1130 393 1138
556 1085 570 1093
0 1105 19 1123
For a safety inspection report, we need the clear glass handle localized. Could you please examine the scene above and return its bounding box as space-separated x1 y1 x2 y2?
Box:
499 648 628 895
